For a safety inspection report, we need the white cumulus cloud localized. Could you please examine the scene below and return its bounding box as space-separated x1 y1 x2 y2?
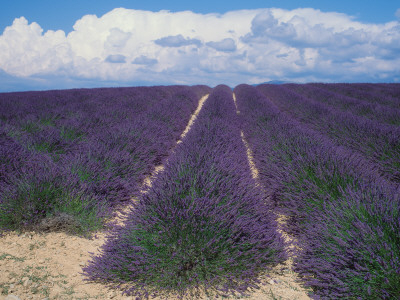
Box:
132 55 158 65
206 38 237 52
105 54 127 63
154 34 202 47
106 28 132 49
0 7 399 90
0 17 72 77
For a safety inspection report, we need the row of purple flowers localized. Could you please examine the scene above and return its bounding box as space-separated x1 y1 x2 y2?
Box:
83 85 286 298
257 84 400 183
235 84 399 299
0 85 210 232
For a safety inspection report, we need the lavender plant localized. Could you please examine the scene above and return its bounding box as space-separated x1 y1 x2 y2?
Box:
257 84 400 182
294 184 400 299
285 83 400 126
311 83 400 110
235 84 385 229
83 85 286 299
0 85 211 233
0 129 106 234
235 84 400 299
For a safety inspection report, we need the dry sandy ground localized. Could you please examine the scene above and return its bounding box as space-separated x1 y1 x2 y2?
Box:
1 94 311 300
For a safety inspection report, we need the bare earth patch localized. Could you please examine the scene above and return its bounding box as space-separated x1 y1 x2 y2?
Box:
1 94 311 299
0 228 309 300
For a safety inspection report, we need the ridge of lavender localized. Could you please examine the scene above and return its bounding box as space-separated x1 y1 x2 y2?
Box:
83 85 286 298
235 84 400 299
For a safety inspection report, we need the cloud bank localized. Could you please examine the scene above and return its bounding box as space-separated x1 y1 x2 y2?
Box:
0 7 399 91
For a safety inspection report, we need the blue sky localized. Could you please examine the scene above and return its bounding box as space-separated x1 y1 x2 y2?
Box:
1 0 400 91
1 0 399 32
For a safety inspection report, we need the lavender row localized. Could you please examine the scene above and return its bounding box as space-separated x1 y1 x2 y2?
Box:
0 85 211 232
235 84 400 299
257 84 400 183
284 83 400 126
83 85 286 298
377 83 400 96
344 83 400 100
310 83 400 110
235 84 391 230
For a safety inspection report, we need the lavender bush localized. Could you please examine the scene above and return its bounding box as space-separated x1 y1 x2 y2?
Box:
312 83 400 110
285 83 400 125
0 128 105 233
83 85 286 299
257 84 400 182
235 84 387 230
0 85 211 233
294 184 400 299
235 84 400 299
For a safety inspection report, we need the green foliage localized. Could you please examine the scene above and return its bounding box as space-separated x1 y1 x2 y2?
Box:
60 126 85 141
0 178 105 234
32 141 65 154
39 116 59 127
0 179 64 228
21 121 41 133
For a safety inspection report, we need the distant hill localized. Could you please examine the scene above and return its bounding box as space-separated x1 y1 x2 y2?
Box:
252 80 291 86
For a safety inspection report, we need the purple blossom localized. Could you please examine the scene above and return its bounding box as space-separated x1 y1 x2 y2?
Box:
83 85 286 298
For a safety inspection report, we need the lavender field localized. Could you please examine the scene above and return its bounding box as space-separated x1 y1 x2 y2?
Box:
0 83 399 299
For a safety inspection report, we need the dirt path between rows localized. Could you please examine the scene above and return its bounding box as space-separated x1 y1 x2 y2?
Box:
1 93 310 300
234 93 311 300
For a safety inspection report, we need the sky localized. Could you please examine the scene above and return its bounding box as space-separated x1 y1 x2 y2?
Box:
0 0 400 92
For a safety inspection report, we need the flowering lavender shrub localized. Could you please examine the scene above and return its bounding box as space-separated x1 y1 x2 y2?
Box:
83 85 286 298
294 184 400 299
235 84 400 299
311 83 400 110
0 85 211 233
257 84 400 182
0 127 106 233
377 83 400 98
235 84 386 229
285 83 400 126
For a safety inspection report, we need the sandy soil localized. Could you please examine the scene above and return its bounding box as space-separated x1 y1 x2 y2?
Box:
236 92 311 300
1 94 311 300
177 94 209 144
